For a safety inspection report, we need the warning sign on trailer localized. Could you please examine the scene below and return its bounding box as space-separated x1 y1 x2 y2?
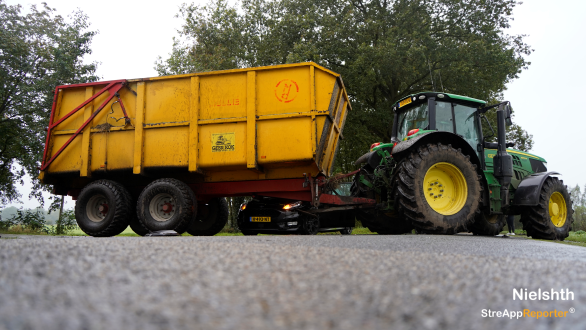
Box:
211 132 235 152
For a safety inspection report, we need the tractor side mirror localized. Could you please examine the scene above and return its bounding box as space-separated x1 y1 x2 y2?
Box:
505 104 513 127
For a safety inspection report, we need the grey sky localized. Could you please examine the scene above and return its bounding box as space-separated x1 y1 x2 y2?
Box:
5 0 586 209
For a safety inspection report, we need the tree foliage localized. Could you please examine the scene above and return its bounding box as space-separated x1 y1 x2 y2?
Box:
0 1 98 206
156 0 532 171
570 184 586 231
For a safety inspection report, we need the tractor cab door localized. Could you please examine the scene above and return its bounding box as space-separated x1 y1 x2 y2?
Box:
433 100 482 158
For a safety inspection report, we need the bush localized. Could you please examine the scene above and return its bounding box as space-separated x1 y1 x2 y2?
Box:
0 208 78 235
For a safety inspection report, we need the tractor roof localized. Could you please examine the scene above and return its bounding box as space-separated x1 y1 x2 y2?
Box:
393 92 486 112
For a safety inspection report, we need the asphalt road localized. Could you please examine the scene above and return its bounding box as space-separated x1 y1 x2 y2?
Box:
1 234 585 330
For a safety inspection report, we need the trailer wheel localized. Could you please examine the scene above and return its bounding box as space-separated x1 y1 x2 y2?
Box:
109 181 148 236
129 214 149 236
186 198 229 236
137 178 195 234
75 180 131 237
470 213 505 236
340 227 353 235
521 177 573 240
397 143 482 234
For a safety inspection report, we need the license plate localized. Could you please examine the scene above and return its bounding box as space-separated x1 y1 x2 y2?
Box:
399 98 412 108
250 216 271 222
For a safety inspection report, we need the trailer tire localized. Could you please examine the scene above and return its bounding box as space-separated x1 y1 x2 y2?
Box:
75 180 131 237
186 198 229 236
137 178 196 234
521 177 573 240
129 215 149 236
471 213 505 236
397 143 482 234
109 181 149 236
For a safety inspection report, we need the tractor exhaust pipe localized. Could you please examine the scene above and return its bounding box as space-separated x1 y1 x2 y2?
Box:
494 106 513 208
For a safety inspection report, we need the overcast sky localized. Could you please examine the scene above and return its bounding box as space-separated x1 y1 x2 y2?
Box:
5 0 586 210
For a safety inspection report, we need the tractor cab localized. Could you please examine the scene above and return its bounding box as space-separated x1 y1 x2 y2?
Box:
391 92 486 151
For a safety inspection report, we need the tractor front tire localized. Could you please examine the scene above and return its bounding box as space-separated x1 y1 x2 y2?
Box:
186 198 229 236
521 177 573 240
137 178 196 234
75 180 131 237
397 143 482 234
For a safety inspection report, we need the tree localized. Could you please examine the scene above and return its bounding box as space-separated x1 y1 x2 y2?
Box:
156 0 532 171
570 184 586 231
480 106 534 152
0 1 98 206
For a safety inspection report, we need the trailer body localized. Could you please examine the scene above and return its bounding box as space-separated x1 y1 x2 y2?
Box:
40 63 352 201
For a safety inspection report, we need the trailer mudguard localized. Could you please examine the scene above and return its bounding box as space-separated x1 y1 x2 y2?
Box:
513 171 560 206
391 131 483 172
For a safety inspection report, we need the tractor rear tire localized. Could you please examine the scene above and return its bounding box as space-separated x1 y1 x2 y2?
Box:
471 213 505 236
356 210 412 235
340 227 353 235
351 163 413 235
137 178 196 234
75 180 131 237
520 177 573 240
186 198 229 236
397 143 482 234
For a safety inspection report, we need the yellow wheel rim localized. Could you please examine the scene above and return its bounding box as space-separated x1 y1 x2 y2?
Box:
549 191 567 227
423 162 468 215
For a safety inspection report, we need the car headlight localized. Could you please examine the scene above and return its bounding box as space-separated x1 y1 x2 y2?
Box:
283 201 302 210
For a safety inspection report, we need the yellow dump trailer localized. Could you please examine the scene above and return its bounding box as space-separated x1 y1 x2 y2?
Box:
39 63 362 237
40 62 349 184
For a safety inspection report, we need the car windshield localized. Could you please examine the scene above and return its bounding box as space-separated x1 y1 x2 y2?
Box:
396 103 429 141
334 182 352 196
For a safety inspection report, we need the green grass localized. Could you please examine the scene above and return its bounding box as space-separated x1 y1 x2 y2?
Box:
567 231 586 243
0 225 50 235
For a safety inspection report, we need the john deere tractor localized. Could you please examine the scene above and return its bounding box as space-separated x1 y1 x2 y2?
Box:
352 92 573 240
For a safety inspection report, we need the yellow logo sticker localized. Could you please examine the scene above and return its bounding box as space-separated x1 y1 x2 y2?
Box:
211 133 235 152
488 154 495 158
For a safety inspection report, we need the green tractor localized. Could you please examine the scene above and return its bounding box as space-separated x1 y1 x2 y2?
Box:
352 92 573 240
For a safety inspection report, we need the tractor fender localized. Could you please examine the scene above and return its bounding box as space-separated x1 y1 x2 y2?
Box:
513 171 561 206
354 151 373 166
391 131 483 172
354 145 394 168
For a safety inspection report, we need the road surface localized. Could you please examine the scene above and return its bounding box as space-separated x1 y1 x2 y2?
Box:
1 234 584 330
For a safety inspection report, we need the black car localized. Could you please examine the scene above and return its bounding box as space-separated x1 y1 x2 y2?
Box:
237 198 355 235
237 183 356 235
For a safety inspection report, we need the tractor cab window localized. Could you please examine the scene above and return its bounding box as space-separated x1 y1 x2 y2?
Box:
397 103 429 141
435 101 454 133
